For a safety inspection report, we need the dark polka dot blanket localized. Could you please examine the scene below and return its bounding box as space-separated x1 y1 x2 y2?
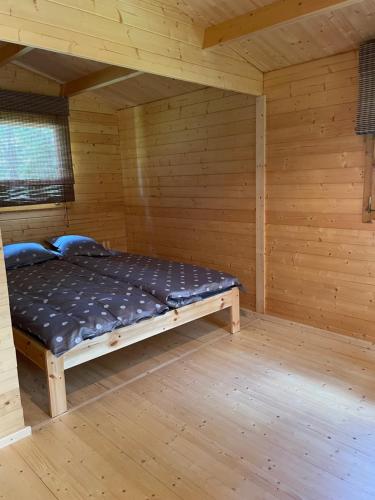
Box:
66 253 241 308
7 260 168 356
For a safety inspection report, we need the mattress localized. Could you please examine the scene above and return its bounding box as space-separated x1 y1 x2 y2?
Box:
66 252 240 308
7 259 168 356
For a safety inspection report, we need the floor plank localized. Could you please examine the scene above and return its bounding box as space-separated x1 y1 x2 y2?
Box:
2 313 374 499
0 446 57 500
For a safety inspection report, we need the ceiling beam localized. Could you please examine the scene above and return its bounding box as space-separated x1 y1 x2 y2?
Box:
0 43 33 67
62 66 144 97
203 0 361 48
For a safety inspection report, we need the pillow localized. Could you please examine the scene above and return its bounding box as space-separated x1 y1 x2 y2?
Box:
47 235 112 257
4 242 58 270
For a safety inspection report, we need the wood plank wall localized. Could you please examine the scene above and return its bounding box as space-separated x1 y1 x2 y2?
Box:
118 88 257 308
265 50 375 342
0 228 25 439
0 63 126 249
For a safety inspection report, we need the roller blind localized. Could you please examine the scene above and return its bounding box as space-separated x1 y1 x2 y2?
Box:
0 89 74 207
356 39 375 135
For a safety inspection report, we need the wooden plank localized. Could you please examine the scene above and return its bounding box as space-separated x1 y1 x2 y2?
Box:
203 0 361 48
229 287 241 333
0 43 33 67
0 203 62 214
0 229 25 441
62 65 143 97
63 288 239 369
362 135 375 223
256 96 266 313
12 328 46 371
45 352 67 418
0 447 54 496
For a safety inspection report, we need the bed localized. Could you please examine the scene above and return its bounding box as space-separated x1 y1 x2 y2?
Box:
66 252 239 308
8 257 168 356
7 240 241 418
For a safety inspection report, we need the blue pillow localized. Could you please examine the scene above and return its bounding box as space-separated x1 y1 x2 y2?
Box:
4 242 58 270
47 235 112 257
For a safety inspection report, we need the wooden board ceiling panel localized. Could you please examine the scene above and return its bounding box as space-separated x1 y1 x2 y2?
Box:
160 0 375 71
2 0 374 104
93 74 204 109
233 0 375 70
164 0 274 25
17 49 106 83
12 48 203 109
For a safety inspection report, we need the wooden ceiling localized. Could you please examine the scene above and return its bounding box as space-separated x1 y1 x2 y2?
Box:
0 0 374 106
8 48 204 110
171 0 375 71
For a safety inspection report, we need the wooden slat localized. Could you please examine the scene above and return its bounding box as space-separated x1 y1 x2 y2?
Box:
256 95 266 313
0 43 33 67
63 288 238 369
203 0 362 48
62 66 143 97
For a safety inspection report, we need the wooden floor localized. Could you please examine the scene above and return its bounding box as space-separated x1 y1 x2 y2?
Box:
1 311 375 499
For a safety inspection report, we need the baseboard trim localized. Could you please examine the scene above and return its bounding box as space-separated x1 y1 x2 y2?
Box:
0 426 32 449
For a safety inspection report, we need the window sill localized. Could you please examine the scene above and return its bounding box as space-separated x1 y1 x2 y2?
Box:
0 203 64 213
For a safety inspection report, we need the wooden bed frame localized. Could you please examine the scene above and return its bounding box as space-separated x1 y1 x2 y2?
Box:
12 287 240 418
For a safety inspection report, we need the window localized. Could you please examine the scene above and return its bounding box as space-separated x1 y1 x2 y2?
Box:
0 89 74 207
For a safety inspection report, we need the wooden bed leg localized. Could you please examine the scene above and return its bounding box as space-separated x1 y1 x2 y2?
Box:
230 288 240 334
45 352 67 418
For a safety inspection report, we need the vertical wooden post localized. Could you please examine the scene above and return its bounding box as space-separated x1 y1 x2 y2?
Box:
256 96 266 313
0 228 30 446
45 351 67 418
229 287 240 333
362 135 375 223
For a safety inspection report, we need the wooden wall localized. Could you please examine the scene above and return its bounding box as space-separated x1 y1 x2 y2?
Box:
0 228 25 439
0 63 126 249
265 50 375 342
119 88 257 308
